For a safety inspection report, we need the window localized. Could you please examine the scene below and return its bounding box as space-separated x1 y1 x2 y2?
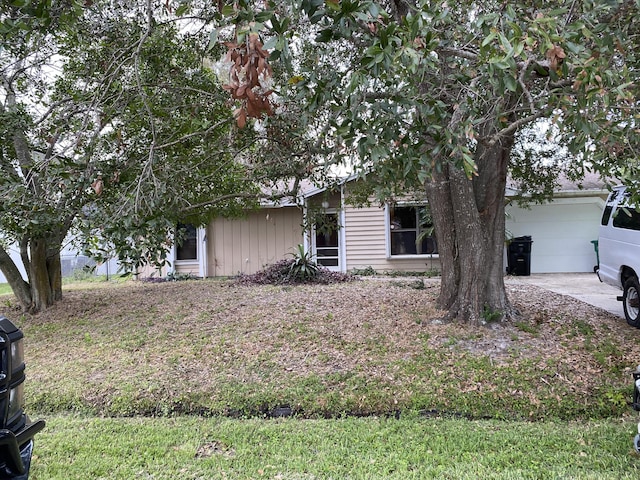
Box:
176 223 197 261
602 189 624 226
389 205 437 255
613 207 640 231
601 206 613 226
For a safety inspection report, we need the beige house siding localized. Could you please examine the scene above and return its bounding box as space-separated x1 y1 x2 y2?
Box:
344 205 440 273
207 207 303 276
175 262 200 276
137 262 169 279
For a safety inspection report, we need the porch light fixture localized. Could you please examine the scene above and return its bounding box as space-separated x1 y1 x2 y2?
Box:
0 316 45 479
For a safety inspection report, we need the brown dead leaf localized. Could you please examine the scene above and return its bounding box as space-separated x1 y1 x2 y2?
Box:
234 108 247 128
91 177 103 196
546 44 566 72
220 30 275 125
196 440 235 459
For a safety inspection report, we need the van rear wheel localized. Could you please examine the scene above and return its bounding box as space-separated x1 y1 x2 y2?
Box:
623 277 640 328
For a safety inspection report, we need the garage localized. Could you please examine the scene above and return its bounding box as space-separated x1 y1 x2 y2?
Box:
505 194 606 273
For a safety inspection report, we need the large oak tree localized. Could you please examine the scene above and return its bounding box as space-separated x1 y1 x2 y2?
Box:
215 0 639 324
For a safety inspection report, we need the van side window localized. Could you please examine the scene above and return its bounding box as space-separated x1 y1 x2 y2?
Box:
613 207 640 231
601 206 614 226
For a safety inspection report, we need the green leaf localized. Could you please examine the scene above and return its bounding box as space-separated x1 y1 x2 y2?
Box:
262 36 278 51
498 33 512 53
316 28 333 43
548 8 568 17
370 145 385 163
221 5 236 16
207 29 218 51
462 153 478 179
403 159 413 178
236 28 248 44
326 0 341 12
271 15 282 33
175 2 190 16
345 71 363 96
512 41 524 58
255 11 273 23
504 74 517 92
301 0 324 17
269 49 281 62
481 32 497 48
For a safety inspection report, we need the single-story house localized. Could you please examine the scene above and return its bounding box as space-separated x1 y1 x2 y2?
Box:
144 172 609 279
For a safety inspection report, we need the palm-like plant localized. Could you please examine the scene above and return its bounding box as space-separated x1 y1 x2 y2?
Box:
288 244 319 282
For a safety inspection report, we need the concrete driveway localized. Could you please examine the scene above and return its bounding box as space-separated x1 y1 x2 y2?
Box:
505 273 625 318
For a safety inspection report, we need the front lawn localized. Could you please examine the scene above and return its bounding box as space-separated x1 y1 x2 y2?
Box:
17 279 640 420
3 278 640 477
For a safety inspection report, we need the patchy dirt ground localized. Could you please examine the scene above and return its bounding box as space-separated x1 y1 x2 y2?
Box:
15 277 640 419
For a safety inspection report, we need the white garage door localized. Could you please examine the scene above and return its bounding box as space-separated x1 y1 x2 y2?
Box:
505 196 605 273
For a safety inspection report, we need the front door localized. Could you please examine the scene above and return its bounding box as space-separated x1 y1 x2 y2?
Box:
313 212 340 271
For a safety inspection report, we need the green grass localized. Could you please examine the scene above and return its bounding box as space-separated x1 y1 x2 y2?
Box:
8 279 640 477
0 282 13 296
30 414 640 479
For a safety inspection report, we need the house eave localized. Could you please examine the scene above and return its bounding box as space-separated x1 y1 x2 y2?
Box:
258 199 301 208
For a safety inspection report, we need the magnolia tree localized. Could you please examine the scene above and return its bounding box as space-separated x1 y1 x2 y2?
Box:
211 0 639 324
0 0 318 313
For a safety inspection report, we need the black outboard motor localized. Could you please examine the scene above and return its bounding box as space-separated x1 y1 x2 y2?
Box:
0 316 45 479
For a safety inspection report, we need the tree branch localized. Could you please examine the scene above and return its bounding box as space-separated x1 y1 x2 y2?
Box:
438 47 478 61
179 190 296 214
486 110 549 147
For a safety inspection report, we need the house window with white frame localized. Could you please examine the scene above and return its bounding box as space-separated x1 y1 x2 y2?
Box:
176 223 198 261
389 205 437 256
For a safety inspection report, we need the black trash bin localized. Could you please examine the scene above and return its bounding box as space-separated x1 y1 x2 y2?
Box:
507 236 533 276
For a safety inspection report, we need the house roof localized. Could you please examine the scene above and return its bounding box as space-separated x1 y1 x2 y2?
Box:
506 171 612 198
555 171 611 192
300 171 612 202
258 178 331 207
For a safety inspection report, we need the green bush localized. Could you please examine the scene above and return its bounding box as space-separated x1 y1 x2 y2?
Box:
352 266 377 276
288 244 319 281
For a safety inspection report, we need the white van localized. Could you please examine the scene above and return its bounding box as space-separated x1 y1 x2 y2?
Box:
598 185 640 327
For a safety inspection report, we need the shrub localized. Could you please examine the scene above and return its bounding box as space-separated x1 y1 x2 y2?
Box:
288 244 319 281
236 258 354 286
351 266 377 276
236 259 294 285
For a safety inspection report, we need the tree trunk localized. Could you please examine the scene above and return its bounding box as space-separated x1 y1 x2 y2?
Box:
46 242 63 301
29 237 55 313
426 135 514 325
0 235 64 314
0 246 32 311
